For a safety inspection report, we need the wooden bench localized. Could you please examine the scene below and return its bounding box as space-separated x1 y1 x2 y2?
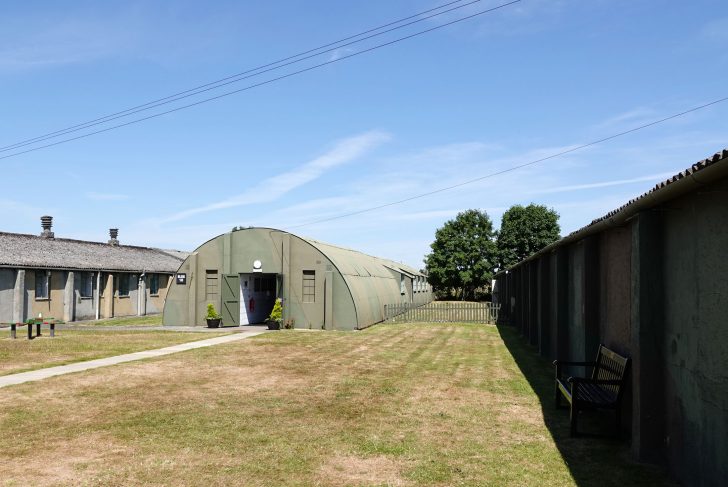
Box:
553 344 630 437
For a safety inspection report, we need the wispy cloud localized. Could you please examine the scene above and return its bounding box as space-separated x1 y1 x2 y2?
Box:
162 130 391 223
328 48 354 62
700 17 728 43
593 107 658 131
85 192 130 201
0 16 130 72
531 172 675 195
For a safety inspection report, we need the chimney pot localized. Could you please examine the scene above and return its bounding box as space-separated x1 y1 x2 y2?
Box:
108 228 119 246
40 215 54 238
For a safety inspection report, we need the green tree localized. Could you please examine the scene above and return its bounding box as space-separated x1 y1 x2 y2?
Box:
425 209 497 300
496 204 560 270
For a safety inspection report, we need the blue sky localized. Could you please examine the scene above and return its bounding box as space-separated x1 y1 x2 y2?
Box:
1 0 727 268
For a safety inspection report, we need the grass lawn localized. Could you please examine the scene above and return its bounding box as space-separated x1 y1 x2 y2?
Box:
0 323 671 486
0 329 231 376
73 314 164 327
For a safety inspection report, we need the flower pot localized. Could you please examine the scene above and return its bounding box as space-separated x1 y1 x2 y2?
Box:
206 318 221 328
267 320 281 330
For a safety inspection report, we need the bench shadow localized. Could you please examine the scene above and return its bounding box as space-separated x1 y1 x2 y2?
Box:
496 324 674 487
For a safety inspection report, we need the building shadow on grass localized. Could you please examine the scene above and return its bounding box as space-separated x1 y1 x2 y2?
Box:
496 324 675 487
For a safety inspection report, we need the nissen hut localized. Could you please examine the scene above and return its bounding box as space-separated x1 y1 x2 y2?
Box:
163 227 432 330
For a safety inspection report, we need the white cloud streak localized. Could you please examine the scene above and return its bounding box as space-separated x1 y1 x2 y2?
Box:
161 130 391 223
531 172 675 195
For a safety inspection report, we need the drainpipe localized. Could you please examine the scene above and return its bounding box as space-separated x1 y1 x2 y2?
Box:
95 271 101 320
138 272 146 316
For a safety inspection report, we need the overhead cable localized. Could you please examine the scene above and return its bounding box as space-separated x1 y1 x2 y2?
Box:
0 0 516 155
286 95 728 229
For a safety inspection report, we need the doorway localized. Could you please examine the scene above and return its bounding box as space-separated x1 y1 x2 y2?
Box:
240 274 278 325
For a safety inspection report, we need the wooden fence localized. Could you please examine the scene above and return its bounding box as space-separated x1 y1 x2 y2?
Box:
384 301 500 324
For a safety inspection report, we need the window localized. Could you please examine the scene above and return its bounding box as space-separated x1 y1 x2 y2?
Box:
149 274 159 295
206 270 218 299
400 274 406 295
302 270 315 303
80 272 93 298
118 274 129 297
35 270 49 299
99 273 105 297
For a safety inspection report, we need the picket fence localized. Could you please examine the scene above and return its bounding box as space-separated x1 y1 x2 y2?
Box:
384 301 500 324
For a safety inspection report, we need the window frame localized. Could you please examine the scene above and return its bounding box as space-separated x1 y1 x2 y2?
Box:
79 272 94 298
98 273 105 297
149 273 160 296
205 270 218 299
118 274 130 297
35 270 49 300
302 270 315 303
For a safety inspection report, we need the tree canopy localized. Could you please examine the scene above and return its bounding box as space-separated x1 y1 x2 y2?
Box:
424 209 497 300
496 204 560 270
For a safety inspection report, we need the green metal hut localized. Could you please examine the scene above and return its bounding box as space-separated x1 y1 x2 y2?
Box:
162 227 431 330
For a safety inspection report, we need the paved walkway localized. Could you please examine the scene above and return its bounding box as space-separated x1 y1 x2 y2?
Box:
0 328 269 389
59 325 267 333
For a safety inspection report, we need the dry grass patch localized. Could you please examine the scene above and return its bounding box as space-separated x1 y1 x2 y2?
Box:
72 314 163 327
0 329 232 376
319 454 409 486
0 323 672 486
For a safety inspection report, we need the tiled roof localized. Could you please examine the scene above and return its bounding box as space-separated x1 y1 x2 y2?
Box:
0 232 184 273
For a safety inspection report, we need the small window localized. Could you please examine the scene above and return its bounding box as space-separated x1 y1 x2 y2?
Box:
35 270 49 299
206 270 218 299
149 274 159 295
80 272 93 298
302 270 315 303
118 274 129 297
400 274 406 295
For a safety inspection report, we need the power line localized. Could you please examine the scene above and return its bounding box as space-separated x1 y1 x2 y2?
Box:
0 0 508 154
286 95 728 229
0 0 520 161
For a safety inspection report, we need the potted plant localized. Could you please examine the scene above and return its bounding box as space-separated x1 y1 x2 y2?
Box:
205 303 222 328
267 298 283 330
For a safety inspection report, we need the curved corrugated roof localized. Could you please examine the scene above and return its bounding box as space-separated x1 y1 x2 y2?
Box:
301 237 424 327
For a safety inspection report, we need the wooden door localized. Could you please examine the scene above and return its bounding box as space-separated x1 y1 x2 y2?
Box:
221 274 240 326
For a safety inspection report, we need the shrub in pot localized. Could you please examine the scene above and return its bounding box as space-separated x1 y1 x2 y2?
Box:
267 298 283 330
206 303 222 328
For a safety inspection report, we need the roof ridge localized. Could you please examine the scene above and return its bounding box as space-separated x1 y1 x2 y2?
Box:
0 231 183 253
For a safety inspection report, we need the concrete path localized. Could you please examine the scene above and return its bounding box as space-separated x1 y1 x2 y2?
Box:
0 329 268 389
58 325 268 333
